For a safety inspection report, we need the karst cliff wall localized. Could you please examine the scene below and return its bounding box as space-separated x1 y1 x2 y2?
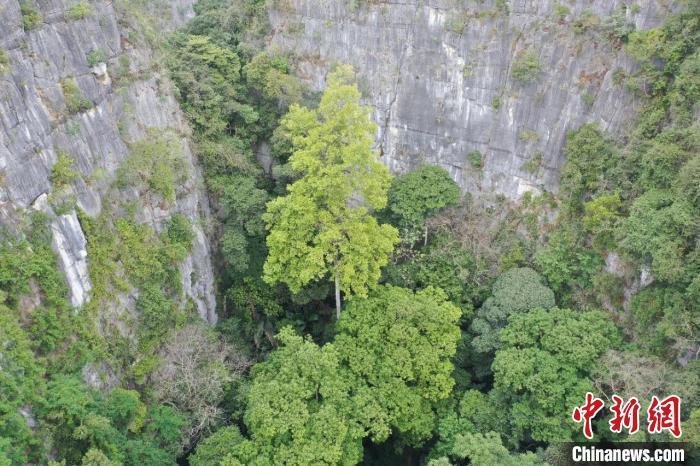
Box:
267 0 675 199
0 0 216 322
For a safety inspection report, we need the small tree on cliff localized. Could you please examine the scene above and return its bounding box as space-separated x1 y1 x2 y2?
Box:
262 65 398 318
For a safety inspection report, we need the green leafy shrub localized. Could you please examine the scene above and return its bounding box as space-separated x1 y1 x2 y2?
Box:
559 124 618 212
518 130 540 142
86 49 107 67
0 49 9 75
521 151 543 174
65 1 93 21
511 50 541 84
467 150 483 168
553 3 570 21
61 78 92 114
50 151 79 189
20 2 42 30
116 133 188 203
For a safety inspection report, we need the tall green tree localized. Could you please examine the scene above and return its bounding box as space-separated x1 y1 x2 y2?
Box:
263 65 399 317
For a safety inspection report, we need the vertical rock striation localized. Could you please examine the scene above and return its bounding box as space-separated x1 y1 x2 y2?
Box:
267 0 675 198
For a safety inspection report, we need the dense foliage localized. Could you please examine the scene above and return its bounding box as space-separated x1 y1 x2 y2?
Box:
3 1 699 465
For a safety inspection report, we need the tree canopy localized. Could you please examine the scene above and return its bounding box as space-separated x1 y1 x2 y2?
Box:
263 65 399 317
386 165 460 246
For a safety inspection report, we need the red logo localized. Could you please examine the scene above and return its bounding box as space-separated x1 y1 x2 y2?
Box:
572 392 605 439
609 395 641 435
572 394 682 439
647 395 682 438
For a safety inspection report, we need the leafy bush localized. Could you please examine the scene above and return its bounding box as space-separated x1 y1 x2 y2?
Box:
66 1 93 21
50 151 79 189
553 3 570 21
20 2 42 30
521 151 543 174
61 78 92 114
0 49 9 74
86 49 107 67
511 50 541 84
116 133 188 203
467 150 483 168
518 130 539 142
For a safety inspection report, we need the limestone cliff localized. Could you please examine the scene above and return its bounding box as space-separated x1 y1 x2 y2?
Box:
267 0 675 199
0 0 216 322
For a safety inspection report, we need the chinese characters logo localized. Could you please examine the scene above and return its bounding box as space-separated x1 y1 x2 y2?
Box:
572 392 682 439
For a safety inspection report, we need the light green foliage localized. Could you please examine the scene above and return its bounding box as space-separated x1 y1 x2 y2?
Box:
471 267 555 355
189 426 246 466
50 151 79 189
244 51 304 108
223 285 461 464
20 2 42 30
66 2 93 21
553 3 570 21
511 50 541 84
582 193 622 250
81 449 120 466
61 78 92 114
386 165 460 245
492 307 620 443
116 133 188 204
518 130 540 142
80 211 193 353
335 285 462 443
232 327 364 466
263 65 399 308
0 216 96 364
687 408 700 453
430 432 548 466
522 151 543 174
87 49 107 67
0 303 45 464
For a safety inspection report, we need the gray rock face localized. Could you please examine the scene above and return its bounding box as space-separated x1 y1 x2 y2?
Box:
268 0 674 198
0 0 216 322
50 212 91 308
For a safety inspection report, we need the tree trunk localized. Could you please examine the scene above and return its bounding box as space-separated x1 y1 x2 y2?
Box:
334 269 341 320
